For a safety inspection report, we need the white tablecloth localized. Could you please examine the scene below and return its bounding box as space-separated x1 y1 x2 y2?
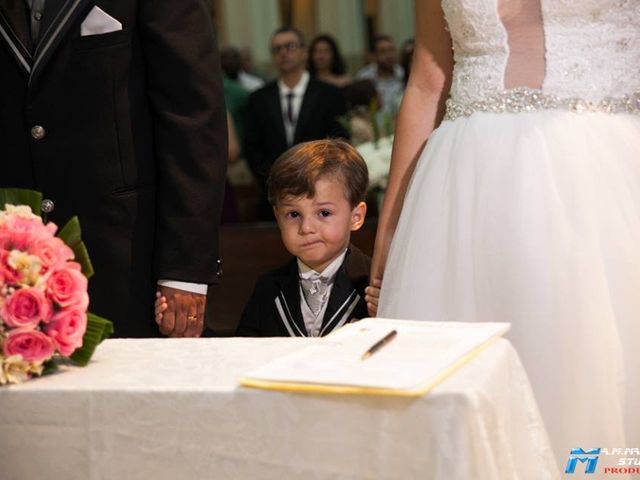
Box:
0 338 559 479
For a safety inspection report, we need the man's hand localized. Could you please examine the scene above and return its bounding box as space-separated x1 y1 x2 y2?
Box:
156 285 206 337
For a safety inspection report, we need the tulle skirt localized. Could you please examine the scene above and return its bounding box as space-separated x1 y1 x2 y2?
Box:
379 110 640 463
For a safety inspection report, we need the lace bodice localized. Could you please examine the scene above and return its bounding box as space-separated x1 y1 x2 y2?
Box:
441 0 640 118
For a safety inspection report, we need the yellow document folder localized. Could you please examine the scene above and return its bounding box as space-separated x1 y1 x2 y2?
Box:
240 318 510 397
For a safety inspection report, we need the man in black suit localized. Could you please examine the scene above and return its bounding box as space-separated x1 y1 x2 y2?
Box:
0 0 227 337
244 27 349 221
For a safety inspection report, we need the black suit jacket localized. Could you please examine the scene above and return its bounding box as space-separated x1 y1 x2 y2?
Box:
237 246 370 337
243 77 349 218
0 0 227 336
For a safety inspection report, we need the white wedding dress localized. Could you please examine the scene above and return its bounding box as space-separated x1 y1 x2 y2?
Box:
379 0 640 466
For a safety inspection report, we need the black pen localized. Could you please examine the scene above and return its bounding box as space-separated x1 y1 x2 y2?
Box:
361 330 398 360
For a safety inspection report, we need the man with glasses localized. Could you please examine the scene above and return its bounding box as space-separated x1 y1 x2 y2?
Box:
244 27 349 221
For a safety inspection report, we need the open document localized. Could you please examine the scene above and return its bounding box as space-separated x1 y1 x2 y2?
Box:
240 318 510 397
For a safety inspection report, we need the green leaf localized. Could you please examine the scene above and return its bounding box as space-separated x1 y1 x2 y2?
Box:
41 359 59 376
70 313 114 367
383 112 394 138
0 188 42 215
337 115 352 136
59 216 94 278
368 98 381 146
71 241 94 279
58 216 82 246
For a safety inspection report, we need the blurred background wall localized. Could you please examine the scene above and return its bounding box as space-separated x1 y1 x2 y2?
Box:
214 0 415 78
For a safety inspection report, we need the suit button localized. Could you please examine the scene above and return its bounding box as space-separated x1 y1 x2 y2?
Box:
41 199 55 214
31 125 46 139
216 258 223 278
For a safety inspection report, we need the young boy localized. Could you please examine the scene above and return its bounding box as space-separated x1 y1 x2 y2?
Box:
155 139 370 336
237 139 370 337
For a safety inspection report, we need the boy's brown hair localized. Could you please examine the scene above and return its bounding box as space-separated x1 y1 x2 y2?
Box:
267 139 369 207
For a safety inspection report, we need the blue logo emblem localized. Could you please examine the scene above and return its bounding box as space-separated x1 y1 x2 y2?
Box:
565 448 601 474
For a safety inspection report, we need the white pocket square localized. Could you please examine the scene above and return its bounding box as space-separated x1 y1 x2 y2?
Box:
80 6 122 36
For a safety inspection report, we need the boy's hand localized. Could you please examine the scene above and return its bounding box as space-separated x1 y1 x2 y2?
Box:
364 278 382 317
155 291 168 324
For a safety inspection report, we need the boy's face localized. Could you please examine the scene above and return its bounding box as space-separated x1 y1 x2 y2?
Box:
274 177 366 273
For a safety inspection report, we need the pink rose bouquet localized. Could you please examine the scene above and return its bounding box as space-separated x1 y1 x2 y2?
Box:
0 193 112 385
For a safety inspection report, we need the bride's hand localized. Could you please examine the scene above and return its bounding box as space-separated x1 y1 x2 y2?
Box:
367 230 390 317
365 278 382 317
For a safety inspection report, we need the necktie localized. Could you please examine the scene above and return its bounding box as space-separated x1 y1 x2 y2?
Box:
300 276 328 317
286 92 295 124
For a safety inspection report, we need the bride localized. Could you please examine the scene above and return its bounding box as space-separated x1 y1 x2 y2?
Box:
368 0 640 465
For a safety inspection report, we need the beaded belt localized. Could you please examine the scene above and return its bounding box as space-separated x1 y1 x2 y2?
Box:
444 87 640 120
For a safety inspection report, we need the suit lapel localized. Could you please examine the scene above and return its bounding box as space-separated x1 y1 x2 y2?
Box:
321 246 371 335
293 79 319 143
29 0 94 83
266 83 288 147
321 262 357 335
274 259 308 337
38 0 67 43
0 0 33 75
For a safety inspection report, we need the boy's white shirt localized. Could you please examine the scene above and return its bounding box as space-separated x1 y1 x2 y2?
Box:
297 248 347 337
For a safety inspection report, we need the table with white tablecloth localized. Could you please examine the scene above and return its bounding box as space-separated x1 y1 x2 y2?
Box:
0 337 559 479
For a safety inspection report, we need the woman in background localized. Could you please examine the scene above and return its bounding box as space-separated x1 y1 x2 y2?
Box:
308 34 351 88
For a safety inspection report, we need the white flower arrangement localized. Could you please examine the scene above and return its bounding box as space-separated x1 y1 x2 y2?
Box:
357 135 394 191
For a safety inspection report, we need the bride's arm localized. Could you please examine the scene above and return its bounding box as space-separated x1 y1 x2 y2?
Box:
368 0 454 315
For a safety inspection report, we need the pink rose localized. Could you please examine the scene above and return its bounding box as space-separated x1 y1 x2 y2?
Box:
0 250 20 285
1 287 52 328
3 328 55 363
0 231 11 249
44 221 58 236
6 216 45 251
46 264 89 310
44 309 87 356
30 236 74 272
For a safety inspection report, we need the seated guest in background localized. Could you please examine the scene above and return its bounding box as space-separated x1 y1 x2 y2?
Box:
220 47 250 145
235 140 370 337
356 34 405 116
244 27 349 221
308 34 352 88
238 46 265 92
222 45 264 94
343 79 380 146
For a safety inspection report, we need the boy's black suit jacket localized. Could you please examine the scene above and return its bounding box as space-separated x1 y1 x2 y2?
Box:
237 246 371 337
0 0 227 336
